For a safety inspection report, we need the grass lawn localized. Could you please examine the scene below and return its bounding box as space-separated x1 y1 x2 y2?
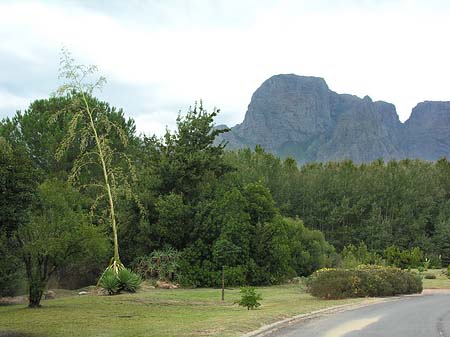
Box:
0 284 363 337
418 268 450 289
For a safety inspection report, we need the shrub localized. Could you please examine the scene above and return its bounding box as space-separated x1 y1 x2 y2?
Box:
424 273 436 279
418 266 424 273
99 268 142 295
307 266 422 299
99 269 120 295
133 248 181 281
117 268 142 292
235 287 262 310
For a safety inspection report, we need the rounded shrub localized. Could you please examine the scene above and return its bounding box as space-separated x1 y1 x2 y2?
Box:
307 265 422 299
424 273 436 279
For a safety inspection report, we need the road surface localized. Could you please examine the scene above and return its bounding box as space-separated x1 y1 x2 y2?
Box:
268 292 450 337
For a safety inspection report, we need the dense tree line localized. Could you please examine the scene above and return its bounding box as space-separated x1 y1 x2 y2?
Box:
225 148 450 265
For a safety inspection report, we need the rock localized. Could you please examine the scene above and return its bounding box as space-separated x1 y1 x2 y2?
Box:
44 290 56 300
155 280 179 289
217 74 450 163
402 101 450 160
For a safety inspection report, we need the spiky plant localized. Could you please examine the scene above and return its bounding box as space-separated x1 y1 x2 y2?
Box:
117 268 142 292
98 269 120 295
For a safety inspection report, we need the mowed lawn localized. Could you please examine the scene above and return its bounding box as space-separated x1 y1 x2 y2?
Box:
420 268 450 289
0 284 363 337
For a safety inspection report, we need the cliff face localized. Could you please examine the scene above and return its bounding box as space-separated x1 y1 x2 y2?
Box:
218 74 450 164
402 101 450 161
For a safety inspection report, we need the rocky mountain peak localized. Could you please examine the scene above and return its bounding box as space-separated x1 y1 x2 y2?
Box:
217 74 450 164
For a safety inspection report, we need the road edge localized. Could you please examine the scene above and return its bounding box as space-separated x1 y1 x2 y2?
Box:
240 297 399 337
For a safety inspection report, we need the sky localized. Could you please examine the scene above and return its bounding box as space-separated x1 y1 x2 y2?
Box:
1 0 450 136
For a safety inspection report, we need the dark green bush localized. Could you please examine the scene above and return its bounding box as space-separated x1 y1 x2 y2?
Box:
307 266 422 299
424 273 436 279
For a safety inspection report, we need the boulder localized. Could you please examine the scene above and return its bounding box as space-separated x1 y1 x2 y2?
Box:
44 290 56 300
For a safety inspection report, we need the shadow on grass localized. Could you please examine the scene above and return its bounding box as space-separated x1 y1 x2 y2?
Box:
0 332 38 337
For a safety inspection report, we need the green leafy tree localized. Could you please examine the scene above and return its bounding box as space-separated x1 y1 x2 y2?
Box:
0 96 138 179
235 287 262 310
17 179 109 307
0 138 38 296
434 222 450 267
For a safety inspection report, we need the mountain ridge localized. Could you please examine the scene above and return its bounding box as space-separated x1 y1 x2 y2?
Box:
217 74 450 164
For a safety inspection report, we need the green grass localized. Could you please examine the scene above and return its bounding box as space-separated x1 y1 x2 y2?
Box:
416 268 450 289
0 284 362 337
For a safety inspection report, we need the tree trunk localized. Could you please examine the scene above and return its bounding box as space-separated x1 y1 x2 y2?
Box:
28 281 44 308
23 254 50 308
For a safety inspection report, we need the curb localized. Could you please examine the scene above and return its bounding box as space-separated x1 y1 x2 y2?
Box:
240 297 399 337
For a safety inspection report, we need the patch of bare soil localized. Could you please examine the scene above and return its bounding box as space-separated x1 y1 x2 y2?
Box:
0 296 27 306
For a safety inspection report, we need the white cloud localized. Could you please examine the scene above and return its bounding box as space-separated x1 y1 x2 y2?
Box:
2 0 450 134
0 90 31 112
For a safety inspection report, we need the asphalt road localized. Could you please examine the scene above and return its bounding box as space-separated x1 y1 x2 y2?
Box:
269 293 450 337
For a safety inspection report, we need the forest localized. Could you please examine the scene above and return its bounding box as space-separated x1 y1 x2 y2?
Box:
2 65 450 305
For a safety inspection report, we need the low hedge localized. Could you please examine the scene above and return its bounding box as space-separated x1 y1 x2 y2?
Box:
306 265 422 299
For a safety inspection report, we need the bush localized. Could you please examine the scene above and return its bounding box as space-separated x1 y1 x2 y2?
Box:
98 269 120 295
307 265 422 299
424 273 436 279
99 268 142 295
235 287 262 310
133 248 181 281
117 268 142 292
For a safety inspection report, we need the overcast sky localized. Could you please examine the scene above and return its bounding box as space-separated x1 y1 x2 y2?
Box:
1 0 450 136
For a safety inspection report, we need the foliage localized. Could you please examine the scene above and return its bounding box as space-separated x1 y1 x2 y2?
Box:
224 150 450 263
0 139 36 296
307 266 422 299
99 268 142 295
235 287 262 310
424 273 436 279
0 138 38 234
133 248 181 281
340 242 383 268
17 179 109 307
384 246 424 269
98 269 120 295
0 233 26 296
117 268 142 292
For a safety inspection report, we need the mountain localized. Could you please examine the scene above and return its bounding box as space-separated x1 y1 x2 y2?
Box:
217 74 450 164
